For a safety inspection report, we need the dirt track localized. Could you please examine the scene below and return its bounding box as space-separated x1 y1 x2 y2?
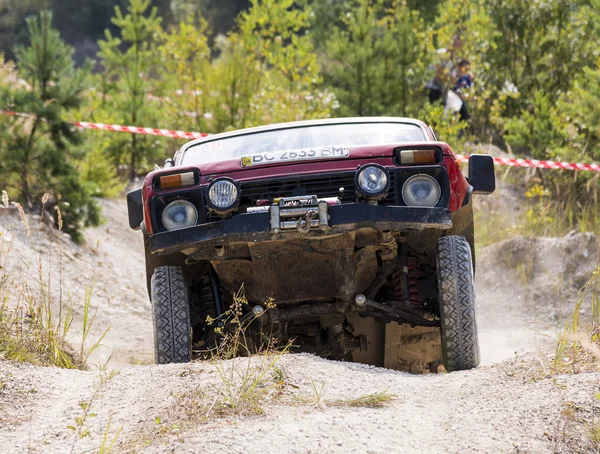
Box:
2 352 599 453
1 199 599 453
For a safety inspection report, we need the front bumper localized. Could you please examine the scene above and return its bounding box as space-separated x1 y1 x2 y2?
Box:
149 204 452 255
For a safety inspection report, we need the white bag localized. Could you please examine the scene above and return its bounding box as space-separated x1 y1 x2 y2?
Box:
445 90 463 113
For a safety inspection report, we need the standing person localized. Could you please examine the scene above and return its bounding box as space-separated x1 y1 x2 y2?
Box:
453 59 473 122
426 35 463 105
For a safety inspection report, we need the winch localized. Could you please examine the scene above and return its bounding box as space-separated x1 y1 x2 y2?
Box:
266 195 336 233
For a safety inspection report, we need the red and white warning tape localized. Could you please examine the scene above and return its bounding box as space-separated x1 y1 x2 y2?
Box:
2 110 599 172
455 154 600 173
1 110 210 140
74 121 210 140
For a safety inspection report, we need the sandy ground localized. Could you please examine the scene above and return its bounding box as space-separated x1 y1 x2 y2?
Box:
0 199 154 368
1 199 599 453
80 199 154 367
1 353 598 453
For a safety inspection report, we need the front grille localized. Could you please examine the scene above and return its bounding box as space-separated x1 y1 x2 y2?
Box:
239 172 397 205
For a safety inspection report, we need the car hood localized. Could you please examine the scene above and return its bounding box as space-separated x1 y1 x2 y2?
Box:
195 143 453 176
144 142 455 188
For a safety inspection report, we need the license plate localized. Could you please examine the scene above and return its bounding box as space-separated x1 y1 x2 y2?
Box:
241 146 349 167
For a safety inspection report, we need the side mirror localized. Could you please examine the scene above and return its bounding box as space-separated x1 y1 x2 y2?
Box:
127 189 143 230
164 158 175 168
468 154 495 195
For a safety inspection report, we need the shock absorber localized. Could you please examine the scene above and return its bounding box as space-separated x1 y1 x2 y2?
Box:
407 256 421 305
390 243 422 306
391 242 413 305
392 268 404 302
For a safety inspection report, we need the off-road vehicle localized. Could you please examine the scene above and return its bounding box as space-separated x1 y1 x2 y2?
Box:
127 117 495 371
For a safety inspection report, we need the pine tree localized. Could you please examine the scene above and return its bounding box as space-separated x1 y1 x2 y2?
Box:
158 17 212 133
324 0 429 117
236 0 328 123
209 0 332 130
98 0 164 181
0 11 99 242
324 0 387 117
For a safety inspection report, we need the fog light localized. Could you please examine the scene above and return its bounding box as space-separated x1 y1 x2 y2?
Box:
207 178 240 212
355 164 391 199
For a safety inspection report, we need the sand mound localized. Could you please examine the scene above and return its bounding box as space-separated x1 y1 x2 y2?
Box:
1 353 598 453
477 232 599 327
0 199 153 367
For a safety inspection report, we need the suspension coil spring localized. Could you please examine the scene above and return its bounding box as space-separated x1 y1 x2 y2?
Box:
392 269 403 302
391 260 420 305
391 258 420 306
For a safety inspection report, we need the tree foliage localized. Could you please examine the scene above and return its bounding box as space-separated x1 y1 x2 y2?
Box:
170 0 251 31
324 0 429 117
159 0 333 134
0 11 99 241
1 0 600 239
223 0 331 127
496 0 599 154
98 0 165 181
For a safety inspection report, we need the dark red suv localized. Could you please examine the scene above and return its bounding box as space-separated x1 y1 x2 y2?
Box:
127 117 495 371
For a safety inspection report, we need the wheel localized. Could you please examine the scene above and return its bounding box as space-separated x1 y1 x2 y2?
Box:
436 235 480 372
151 266 191 364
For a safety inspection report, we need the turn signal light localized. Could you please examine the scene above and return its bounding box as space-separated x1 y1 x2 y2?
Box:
399 149 439 165
159 171 195 189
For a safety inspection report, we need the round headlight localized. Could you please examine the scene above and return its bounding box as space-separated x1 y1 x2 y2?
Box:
207 178 240 212
161 200 198 231
355 164 391 199
402 174 441 207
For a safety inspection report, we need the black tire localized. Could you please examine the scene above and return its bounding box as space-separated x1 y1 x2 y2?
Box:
151 266 191 364
436 235 480 372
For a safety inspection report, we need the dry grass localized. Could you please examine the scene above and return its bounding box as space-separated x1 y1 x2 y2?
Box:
474 174 600 255
552 395 600 453
0 192 107 369
495 266 599 452
475 200 600 253
552 266 600 451
134 288 395 450
292 377 396 409
98 413 123 454
553 265 599 373
199 287 292 417
330 391 396 408
501 266 599 378
146 286 294 444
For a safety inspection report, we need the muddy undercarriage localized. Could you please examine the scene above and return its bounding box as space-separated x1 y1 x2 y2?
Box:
185 228 446 362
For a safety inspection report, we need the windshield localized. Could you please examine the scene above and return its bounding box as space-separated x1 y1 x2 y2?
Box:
180 122 428 165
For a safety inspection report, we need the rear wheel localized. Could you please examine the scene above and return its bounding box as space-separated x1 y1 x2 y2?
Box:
151 266 191 364
436 236 480 371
